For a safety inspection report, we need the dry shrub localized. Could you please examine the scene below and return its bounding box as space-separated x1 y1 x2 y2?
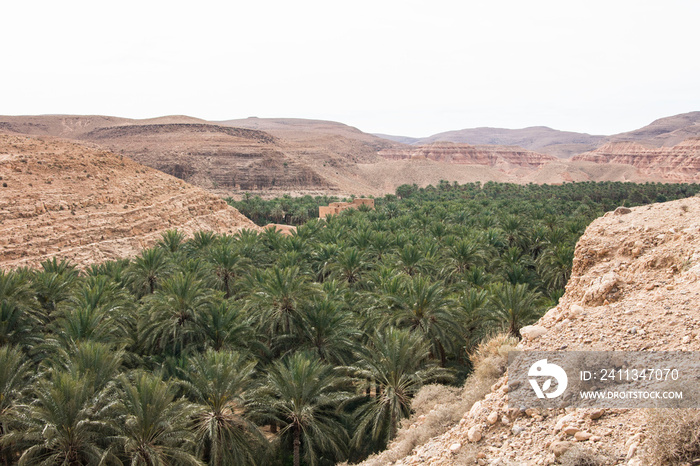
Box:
410 384 461 418
558 446 609 466
467 332 519 385
357 333 517 465
643 409 700 465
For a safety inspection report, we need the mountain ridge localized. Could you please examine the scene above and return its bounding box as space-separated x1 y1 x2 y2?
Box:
1 112 698 198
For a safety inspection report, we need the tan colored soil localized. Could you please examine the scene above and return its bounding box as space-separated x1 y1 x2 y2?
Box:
0 134 259 269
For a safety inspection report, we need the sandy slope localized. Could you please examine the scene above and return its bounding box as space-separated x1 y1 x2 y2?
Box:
0 134 260 269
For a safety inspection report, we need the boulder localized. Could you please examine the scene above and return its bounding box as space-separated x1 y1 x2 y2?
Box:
520 325 548 341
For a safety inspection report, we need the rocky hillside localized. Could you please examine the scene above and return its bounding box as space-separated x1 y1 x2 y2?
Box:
389 127 604 159
368 196 700 465
2 113 698 198
0 115 399 197
378 142 557 168
572 139 700 183
606 111 700 147
0 134 259 269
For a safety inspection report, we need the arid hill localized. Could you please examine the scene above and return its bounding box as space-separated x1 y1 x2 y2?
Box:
1 113 698 199
0 134 259 269
0 115 395 197
217 117 395 161
0 114 207 138
378 142 557 168
363 196 700 465
606 111 700 147
378 111 700 159
572 139 700 183
379 126 605 159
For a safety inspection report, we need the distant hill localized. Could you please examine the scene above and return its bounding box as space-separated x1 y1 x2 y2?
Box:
377 126 604 159
217 117 398 159
375 112 700 159
372 133 421 145
1 113 698 198
605 111 700 147
572 139 700 182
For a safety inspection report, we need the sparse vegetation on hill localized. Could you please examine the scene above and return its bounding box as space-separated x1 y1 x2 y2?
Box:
1 181 699 465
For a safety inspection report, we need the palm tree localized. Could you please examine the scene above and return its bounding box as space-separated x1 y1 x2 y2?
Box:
394 243 432 276
383 275 458 365
296 299 361 365
139 272 217 356
0 269 35 312
0 346 31 464
198 300 255 352
112 371 202 465
55 341 125 394
11 372 119 465
125 247 171 296
157 229 186 254
187 231 218 254
244 266 318 340
454 288 490 353
327 247 370 285
181 350 266 466
32 260 80 321
0 300 39 349
485 282 542 337
55 275 134 346
442 238 485 282
310 243 341 282
233 229 269 265
348 328 450 446
256 352 350 466
207 242 249 299
536 244 574 291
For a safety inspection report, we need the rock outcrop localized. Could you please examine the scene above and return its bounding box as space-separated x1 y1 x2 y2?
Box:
378 143 557 168
572 139 700 182
0 134 260 269
369 196 700 465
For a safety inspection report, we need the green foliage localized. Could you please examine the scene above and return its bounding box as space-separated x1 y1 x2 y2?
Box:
1 181 699 464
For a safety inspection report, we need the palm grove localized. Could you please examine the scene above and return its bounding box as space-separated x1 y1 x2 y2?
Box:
1 181 698 465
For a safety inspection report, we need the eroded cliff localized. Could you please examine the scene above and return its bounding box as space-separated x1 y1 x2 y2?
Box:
378 142 557 168
572 139 700 182
0 134 260 269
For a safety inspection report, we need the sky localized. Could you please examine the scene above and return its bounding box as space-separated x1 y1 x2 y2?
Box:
2 0 699 137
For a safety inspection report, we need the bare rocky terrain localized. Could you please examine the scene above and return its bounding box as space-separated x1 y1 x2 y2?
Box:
378 112 700 160
381 127 605 159
572 139 700 183
362 196 700 465
377 143 557 167
0 113 698 199
605 112 700 147
0 134 259 269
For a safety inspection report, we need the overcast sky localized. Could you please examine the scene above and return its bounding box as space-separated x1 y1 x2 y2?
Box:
2 0 699 137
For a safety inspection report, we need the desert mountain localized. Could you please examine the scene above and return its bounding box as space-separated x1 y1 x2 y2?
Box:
378 142 557 167
572 139 700 183
0 134 259 269
378 111 700 160
378 126 605 159
1 113 698 199
0 115 398 197
606 111 700 147
0 114 207 138
363 196 700 465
